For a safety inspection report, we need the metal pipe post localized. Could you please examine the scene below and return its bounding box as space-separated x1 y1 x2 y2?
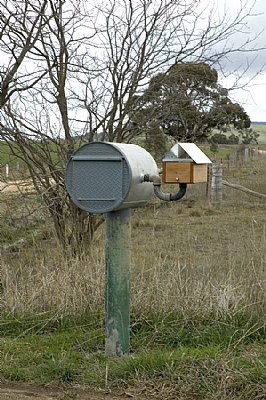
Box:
105 208 131 357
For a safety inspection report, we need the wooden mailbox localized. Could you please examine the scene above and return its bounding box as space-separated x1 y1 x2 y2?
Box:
162 143 212 184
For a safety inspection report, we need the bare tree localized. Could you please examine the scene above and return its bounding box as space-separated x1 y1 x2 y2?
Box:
0 0 264 255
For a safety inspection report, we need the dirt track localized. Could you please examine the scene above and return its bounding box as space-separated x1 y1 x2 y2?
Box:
0 180 34 193
0 382 156 400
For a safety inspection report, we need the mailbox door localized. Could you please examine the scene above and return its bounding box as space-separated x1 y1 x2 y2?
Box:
65 141 158 213
65 151 131 214
162 162 208 184
162 161 193 183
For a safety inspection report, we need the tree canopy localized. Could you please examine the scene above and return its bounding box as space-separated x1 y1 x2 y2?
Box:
130 62 251 147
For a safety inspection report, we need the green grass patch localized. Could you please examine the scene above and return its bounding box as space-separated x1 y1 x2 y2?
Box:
130 313 265 351
0 313 265 398
200 144 236 159
0 141 20 167
0 313 105 383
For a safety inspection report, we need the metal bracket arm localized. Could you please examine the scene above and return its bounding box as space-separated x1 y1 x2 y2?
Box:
143 173 187 202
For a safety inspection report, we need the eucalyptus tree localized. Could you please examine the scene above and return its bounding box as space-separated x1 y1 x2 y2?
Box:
0 0 263 255
130 62 252 152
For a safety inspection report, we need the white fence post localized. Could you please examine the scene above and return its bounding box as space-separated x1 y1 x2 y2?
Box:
5 163 9 180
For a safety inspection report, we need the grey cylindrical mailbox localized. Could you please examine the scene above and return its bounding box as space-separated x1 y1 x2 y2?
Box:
65 141 159 214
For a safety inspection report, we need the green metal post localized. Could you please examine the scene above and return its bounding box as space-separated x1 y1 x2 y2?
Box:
105 208 131 357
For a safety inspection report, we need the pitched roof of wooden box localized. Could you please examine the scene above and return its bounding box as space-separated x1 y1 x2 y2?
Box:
162 143 212 164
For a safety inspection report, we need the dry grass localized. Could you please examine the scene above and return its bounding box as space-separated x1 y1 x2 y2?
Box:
131 201 266 319
0 243 105 314
0 151 266 321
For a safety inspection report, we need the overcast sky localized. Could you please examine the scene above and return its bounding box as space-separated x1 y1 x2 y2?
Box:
211 0 266 121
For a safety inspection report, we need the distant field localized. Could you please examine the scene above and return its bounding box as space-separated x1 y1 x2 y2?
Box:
251 122 266 144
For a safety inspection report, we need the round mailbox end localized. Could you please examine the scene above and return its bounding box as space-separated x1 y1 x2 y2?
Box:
65 142 131 214
65 141 159 213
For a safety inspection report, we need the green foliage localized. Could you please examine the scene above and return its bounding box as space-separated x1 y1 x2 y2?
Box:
209 133 229 144
209 128 259 145
209 132 240 144
131 62 251 144
228 133 240 144
240 128 260 144
211 100 251 130
143 123 167 160
210 142 219 154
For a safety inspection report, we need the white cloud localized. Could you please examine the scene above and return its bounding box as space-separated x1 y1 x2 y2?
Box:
206 0 266 121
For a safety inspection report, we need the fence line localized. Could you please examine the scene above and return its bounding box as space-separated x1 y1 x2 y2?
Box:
0 162 26 180
208 145 266 202
213 145 262 169
222 179 266 200
210 165 266 203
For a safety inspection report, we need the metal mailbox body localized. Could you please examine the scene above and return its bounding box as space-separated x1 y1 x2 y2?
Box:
162 143 212 184
65 141 159 214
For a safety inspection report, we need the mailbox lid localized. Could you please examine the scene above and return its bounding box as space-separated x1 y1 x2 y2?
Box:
162 143 212 164
65 142 131 213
